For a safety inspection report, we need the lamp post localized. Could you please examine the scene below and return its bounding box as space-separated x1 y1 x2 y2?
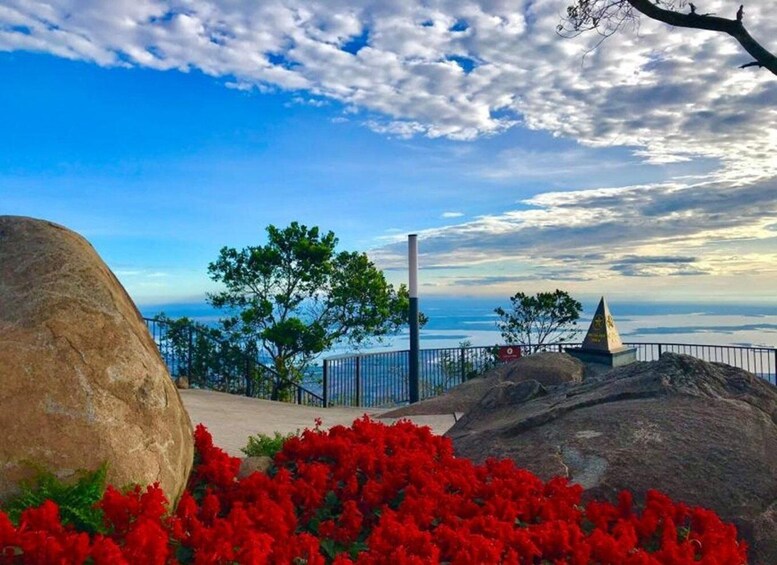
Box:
408 234 419 404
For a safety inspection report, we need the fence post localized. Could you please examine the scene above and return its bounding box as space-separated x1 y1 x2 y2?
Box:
774 347 777 385
355 355 361 407
658 344 663 359
245 355 252 397
297 385 302 405
322 359 329 407
187 326 194 383
460 348 466 383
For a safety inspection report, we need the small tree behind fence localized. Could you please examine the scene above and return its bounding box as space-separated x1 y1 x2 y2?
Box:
144 316 324 406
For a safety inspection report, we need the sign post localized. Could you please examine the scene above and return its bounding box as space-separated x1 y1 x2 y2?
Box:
408 234 419 404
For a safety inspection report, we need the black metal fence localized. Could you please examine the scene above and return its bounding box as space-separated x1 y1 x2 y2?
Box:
143 313 777 409
143 317 325 407
621 342 777 377
323 342 777 407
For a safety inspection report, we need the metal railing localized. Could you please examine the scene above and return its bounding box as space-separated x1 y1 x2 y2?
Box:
143 317 325 407
619 342 777 377
323 346 502 407
323 342 777 408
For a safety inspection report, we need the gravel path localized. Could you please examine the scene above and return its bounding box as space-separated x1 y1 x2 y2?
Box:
179 389 459 456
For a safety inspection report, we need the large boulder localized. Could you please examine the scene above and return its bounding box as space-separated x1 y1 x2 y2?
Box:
447 353 777 564
484 351 585 386
384 352 584 417
0 216 193 504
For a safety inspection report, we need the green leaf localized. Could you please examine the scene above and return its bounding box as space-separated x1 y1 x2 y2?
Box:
320 538 337 559
348 541 369 558
241 431 298 457
324 490 339 508
1 462 109 534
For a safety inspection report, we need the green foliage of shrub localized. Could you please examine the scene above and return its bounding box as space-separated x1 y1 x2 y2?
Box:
495 289 582 351
241 431 298 458
1 463 108 534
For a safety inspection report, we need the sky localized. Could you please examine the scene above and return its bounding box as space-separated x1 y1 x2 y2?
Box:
1 0 776 306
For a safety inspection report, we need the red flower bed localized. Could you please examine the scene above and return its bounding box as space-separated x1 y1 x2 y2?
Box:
0 417 747 564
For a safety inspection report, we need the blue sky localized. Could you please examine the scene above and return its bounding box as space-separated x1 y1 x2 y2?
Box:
1 1 776 306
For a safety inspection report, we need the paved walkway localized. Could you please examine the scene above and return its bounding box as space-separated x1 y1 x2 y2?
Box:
179 389 460 457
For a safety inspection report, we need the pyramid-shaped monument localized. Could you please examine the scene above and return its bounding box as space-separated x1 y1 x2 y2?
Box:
567 297 636 367
581 297 624 351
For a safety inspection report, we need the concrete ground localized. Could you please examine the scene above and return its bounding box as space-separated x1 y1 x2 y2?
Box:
179 389 461 457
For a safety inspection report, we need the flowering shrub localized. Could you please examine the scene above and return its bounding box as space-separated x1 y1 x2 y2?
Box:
0 417 747 564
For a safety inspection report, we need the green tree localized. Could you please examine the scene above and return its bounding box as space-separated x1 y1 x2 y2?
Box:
560 1 777 75
437 341 500 392
207 222 414 399
154 312 259 393
495 290 583 352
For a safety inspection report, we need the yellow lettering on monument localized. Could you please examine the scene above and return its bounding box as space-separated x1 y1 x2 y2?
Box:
581 298 624 352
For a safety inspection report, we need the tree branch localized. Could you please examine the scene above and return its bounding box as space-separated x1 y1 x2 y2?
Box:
626 0 777 75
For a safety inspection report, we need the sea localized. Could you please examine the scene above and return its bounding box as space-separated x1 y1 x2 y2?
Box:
138 297 777 358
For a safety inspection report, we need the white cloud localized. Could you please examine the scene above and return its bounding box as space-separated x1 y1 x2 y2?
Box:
286 96 329 107
1 0 774 174
113 269 170 279
441 211 464 218
369 175 777 290
3 0 776 297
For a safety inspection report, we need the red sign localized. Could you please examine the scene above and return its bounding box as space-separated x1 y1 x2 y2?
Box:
498 346 522 362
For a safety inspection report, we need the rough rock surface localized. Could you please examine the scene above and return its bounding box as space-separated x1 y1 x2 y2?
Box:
447 353 777 564
384 352 584 417
0 216 193 504
237 456 273 479
487 351 586 386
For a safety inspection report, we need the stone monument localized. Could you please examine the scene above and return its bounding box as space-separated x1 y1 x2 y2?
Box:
567 297 636 367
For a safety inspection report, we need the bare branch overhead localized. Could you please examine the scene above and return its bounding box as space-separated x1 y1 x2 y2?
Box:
561 1 777 75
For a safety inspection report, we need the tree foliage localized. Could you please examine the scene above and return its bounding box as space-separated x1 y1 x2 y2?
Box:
495 290 583 351
437 341 500 391
206 222 414 395
560 0 777 75
152 313 250 392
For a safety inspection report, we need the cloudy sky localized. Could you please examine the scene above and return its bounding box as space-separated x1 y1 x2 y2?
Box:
1 0 775 305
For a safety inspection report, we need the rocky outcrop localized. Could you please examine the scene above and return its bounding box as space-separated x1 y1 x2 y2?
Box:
447 353 777 564
384 352 584 417
485 351 585 386
0 216 193 504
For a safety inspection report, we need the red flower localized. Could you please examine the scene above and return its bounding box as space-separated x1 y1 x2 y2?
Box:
0 418 747 564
